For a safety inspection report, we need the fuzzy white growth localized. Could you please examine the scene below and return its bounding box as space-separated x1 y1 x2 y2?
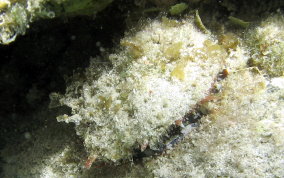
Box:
271 77 284 89
0 0 112 44
3 12 284 177
147 70 284 177
58 17 246 162
0 0 52 44
247 14 284 77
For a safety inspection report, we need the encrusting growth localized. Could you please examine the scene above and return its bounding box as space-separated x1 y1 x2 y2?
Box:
1 9 284 177
0 0 112 44
247 14 284 77
55 16 248 163
145 69 284 177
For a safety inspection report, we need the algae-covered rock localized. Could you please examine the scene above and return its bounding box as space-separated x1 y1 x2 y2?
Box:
247 14 284 77
144 70 284 177
55 16 248 162
0 0 112 44
1 2 284 177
